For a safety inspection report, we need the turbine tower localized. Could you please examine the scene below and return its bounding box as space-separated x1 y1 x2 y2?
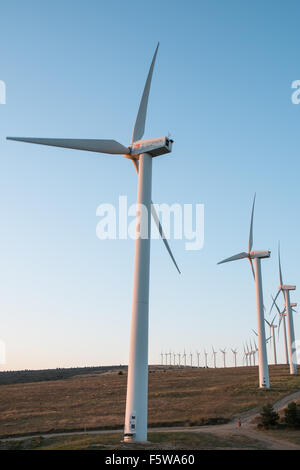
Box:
212 347 217 368
231 348 238 367
243 344 248 367
177 352 181 367
204 349 208 368
265 315 278 365
183 349 187 367
218 195 270 388
196 350 201 368
270 244 297 375
7 44 180 443
220 348 226 368
190 352 193 367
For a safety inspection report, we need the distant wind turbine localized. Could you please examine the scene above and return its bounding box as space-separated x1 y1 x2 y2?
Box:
231 348 238 367
220 348 226 368
270 243 297 375
265 315 278 365
218 195 270 388
212 347 217 368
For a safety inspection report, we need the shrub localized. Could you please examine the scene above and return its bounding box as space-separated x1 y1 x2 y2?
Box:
284 401 300 428
257 403 279 429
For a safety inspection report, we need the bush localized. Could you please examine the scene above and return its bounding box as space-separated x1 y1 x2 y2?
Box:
284 401 300 428
257 403 279 429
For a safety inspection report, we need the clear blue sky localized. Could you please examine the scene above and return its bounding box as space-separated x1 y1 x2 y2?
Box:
0 0 299 370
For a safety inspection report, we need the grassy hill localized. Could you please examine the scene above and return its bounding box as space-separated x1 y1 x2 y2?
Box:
0 365 299 438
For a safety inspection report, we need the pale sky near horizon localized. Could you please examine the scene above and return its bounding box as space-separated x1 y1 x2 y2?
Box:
1 0 300 371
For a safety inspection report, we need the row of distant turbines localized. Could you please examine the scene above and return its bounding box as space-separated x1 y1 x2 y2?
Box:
160 348 236 368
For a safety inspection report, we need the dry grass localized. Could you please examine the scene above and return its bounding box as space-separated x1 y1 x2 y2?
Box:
0 431 265 450
0 365 299 437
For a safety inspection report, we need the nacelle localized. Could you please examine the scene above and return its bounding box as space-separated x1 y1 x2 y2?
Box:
282 285 296 291
130 136 173 157
250 250 271 259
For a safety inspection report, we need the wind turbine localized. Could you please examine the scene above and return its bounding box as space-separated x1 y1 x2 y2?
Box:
7 44 180 443
265 315 278 365
220 348 226 368
169 350 172 366
173 352 176 366
218 195 270 388
231 348 238 367
204 349 208 368
177 352 181 367
190 352 193 367
160 351 163 366
270 244 297 375
196 350 201 368
212 346 217 368
164 352 168 366
243 344 248 367
246 342 252 366
183 349 187 367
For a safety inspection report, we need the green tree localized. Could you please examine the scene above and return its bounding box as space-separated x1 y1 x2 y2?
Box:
284 401 300 428
258 403 279 429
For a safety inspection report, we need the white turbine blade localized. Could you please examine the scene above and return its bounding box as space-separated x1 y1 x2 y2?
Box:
278 315 282 338
248 193 256 253
218 252 248 265
151 204 181 274
249 258 255 280
271 295 281 315
278 242 283 287
7 137 130 155
131 43 159 144
252 329 258 336
264 319 271 327
131 159 180 274
270 290 281 314
271 314 277 326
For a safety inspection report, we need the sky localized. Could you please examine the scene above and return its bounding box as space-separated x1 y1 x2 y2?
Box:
0 0 300 370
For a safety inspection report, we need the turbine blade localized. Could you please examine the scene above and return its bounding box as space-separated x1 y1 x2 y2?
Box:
270 290 281 314
217 252 248 265
278 315 282 338
151 203 181 274
131 43 159 144
7 137 130 155
249 258 255 280
248 193 256 253
131 159 180 274
271 295 281 315
252 329 258 336
278 242 283 287
265 319 271 327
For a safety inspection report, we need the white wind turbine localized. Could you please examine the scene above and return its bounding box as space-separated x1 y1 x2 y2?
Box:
160 352 163 366
173 352 176 366
265 315 278 365
243 344 248 367
273 298 297 366
220 348 226 368
218 195 270 388
183 349 187 367
231 348 238 367
249 340 254 366
270 244 297 375
177 352 181 367
164 352 168 366
212 346 217 368
190 352 193 367
246 342 252 366
204 349 208 368
8 44 181 443
196 350 201 368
